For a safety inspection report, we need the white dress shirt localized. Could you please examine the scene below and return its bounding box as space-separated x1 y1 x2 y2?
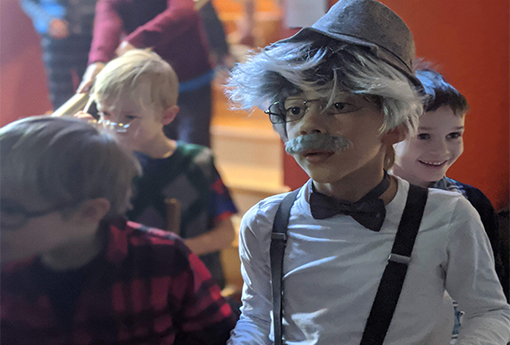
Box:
228 176 510 345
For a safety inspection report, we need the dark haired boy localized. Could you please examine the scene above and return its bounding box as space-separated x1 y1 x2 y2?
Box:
1 116 236 344
393 68 506 294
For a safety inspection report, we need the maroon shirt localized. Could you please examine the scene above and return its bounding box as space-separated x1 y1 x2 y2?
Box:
1 218 236 344
88 0 211 83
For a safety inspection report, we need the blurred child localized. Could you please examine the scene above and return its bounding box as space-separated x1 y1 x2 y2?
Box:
82 49 238 289
19 0 96 109
0 116 237 344
79 0 215 147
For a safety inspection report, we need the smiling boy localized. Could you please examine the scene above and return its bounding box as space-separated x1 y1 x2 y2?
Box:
392 68 507 342
393 68 505 288
393 68 468 186
225 0 510 344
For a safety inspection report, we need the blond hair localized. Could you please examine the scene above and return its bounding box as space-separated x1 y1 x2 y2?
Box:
93 50 179 115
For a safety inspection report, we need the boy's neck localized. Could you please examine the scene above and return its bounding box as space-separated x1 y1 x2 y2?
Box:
138 134 177 159
313 160 398 205
391 164 434 188
40 231 105 271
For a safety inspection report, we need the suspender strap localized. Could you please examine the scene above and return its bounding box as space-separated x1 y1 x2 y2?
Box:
270 189 299 345
360 184 428 345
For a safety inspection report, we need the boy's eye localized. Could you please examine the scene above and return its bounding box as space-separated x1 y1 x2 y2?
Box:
328 102 360 114
417 133 430 140
98 112 110 118
285 106 305 118
447 132 463 139
124 115 138 121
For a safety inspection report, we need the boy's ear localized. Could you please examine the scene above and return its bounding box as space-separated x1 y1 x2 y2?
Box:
161 105 179 126
75 198 111 224
382 125 407 146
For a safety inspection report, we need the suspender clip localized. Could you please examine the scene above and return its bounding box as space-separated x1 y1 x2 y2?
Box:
271 233 287 241
388 253 411 265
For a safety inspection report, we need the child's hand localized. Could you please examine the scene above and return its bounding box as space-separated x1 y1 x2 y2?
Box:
74 111 96 122
49 19 69 39
116 41 137 56
77 62 105 93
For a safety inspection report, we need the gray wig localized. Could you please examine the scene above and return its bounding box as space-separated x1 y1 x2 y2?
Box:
227 40 423 134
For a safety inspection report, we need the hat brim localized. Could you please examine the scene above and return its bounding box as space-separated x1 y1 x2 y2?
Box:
278 28 423 92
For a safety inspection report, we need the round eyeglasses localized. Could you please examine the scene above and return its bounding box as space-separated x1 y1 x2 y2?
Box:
265 98 361 124
97 119 133 133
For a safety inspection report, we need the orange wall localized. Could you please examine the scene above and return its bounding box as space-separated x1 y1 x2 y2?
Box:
284 0 509 210
0 0 52 126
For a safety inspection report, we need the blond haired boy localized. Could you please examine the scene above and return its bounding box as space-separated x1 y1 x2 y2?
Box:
83 50 237 289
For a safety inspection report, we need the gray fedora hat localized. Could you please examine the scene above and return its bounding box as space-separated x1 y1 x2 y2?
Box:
280 0 421 88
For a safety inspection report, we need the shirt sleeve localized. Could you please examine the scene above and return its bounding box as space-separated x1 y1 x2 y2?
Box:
444 197 510 344
209 167 237 226
88 0 123 64
227 202 276 344
175 240 237 344
124 0 201 50
464 185 506 289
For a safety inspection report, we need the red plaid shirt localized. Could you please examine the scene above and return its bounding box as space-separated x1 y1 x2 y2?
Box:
1 218 236 344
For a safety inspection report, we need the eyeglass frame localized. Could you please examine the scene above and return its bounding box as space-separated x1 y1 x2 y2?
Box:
0 198 84 230
96 118 134 133
264 97 359 124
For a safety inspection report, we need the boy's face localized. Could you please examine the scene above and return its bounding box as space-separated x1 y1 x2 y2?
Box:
0 194 96 264
279 90 395 185
96 95 165 152
394 106 465 185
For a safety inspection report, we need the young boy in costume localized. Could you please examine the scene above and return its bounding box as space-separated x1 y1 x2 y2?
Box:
225 0 510 344
80 49 237 289
393 68 507 297
0 116 237 344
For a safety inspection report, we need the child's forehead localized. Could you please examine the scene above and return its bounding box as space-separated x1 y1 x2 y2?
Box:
419 106 466 129
97 96 143 112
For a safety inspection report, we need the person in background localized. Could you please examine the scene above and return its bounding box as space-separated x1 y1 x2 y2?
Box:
79 0 214 147
225 0 510 343
19 0 96 109
0 116 237 344
199 1 237 74
497 204 510 303
392 67 508 343
393 67 505 291
77 49 238 290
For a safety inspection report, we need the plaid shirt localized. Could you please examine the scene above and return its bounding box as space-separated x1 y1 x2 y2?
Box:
1 218 237 344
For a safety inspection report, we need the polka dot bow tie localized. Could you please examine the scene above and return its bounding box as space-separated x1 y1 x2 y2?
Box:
309 175 390 232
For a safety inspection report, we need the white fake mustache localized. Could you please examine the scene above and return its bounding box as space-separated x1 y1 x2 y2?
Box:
285 133 353 155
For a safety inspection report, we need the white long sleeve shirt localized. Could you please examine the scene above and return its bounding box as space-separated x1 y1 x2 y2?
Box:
228 177 510 345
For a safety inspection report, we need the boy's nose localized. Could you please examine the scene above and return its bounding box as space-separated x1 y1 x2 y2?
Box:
297 105 327 136
429 139 449 156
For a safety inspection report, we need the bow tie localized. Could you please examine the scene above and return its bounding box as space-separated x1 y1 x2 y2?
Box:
309 176 390 231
